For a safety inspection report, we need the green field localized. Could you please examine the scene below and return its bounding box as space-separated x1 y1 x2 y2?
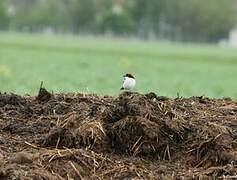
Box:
0 32 237 98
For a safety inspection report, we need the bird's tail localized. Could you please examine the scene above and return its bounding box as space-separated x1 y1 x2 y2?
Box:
120 87 124 90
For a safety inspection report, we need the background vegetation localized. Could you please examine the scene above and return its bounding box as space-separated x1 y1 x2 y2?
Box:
0 1 237 98
0 0 237 42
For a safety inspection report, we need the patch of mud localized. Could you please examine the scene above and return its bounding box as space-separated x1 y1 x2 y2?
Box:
0 93 26 107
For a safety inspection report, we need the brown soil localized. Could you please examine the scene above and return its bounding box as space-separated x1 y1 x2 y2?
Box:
0 89 237 179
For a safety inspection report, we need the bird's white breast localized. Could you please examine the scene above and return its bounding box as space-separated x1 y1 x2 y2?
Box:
123 77 136 90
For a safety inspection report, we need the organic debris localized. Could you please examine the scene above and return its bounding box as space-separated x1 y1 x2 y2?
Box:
36 82 52 102
0 91 237 179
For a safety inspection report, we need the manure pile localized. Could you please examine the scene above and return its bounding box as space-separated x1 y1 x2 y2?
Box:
0 89 237 179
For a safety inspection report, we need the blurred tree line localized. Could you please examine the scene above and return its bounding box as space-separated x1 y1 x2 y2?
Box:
0 0 237 42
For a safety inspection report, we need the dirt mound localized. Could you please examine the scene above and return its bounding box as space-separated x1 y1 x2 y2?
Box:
0 91 237 179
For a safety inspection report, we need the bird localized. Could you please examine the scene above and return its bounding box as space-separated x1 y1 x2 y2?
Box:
120 73 136 91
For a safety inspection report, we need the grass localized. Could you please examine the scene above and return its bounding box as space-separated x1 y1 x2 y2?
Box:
0 32 237 98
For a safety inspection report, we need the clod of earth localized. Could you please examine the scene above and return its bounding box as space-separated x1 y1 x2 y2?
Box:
0 91 237 179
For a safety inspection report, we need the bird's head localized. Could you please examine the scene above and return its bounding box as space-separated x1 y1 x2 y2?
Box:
124 73 135 79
